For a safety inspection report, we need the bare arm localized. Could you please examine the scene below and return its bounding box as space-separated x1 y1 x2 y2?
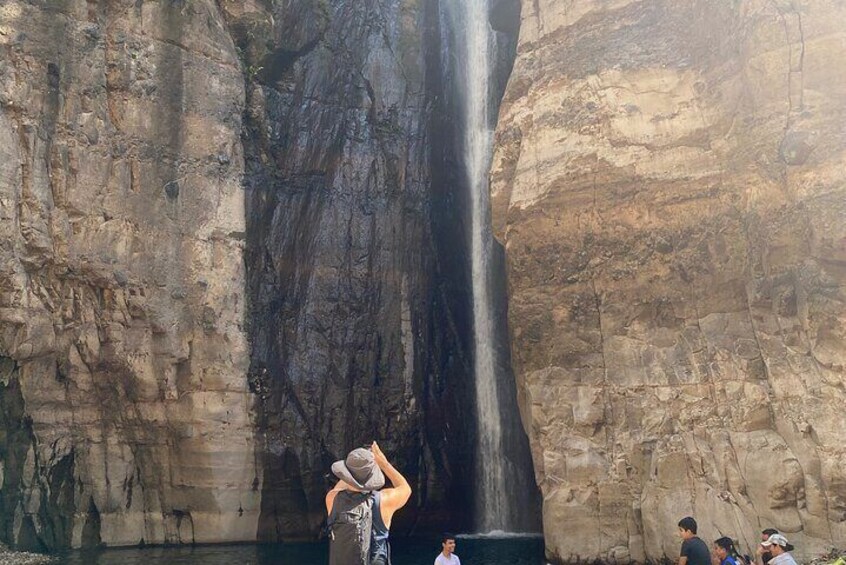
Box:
372 441 411 525
679 557 688 565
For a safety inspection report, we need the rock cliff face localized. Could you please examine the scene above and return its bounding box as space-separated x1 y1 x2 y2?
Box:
0 0 259 550
492 0 846 562
222 0 481 538
0 0 517 550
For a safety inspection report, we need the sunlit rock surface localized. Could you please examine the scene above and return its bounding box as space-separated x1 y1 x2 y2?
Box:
492 1 846 562
0 0 258 549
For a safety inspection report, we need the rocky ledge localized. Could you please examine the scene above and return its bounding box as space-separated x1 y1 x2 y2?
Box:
0 543 54 565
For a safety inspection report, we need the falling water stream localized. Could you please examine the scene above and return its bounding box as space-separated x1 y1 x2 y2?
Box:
444 0 508 533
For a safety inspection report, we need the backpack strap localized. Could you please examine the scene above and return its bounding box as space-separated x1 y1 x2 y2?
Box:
326 490 372 528
326 489 346 534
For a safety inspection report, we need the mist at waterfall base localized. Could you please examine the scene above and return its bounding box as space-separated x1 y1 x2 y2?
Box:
58 537 545 565
442 0 541 535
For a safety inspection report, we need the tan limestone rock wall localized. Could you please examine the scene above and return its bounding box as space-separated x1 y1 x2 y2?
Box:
0 1 258 549
491 1 846 562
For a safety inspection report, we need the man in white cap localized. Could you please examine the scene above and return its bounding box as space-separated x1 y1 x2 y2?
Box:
325 441 411 565
759 533 797 565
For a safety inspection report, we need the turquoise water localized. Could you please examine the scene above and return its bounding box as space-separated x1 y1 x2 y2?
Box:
57 536 546 564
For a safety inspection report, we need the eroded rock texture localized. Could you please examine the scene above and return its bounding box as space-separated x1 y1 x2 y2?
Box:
0 1 258 549
221 0 482 538
0 0 519 549
492 1 846 562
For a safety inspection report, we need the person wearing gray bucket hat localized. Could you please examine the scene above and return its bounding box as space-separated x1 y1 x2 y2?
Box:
330 447 386 491
326 442 411 565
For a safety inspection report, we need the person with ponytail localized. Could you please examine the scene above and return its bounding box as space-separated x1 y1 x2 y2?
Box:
714 537 747 565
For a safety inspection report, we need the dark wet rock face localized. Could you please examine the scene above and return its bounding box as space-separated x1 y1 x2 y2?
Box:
0 359 38 548
221 0 492 537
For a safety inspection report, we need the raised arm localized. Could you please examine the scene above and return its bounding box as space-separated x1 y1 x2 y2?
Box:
371 441 411 523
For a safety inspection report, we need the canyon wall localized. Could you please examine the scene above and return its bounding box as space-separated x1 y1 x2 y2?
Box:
0 0 258 550
491 0 846 562
0 0 518 549
222 0 481 538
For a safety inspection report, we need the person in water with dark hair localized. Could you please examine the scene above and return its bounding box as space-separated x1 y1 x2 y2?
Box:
435 533 460 565
678 516 711 565
714 537 745 565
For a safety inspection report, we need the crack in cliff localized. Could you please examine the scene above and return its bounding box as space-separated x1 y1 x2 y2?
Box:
724 433 764 531
767 0 805 134
743 283 778 428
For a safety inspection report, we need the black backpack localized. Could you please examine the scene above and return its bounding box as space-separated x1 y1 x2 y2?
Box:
328 491 374 565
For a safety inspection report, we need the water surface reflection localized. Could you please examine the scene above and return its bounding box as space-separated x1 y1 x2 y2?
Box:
58 536 546 565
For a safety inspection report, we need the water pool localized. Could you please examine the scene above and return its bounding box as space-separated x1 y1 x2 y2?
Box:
57 536 546 565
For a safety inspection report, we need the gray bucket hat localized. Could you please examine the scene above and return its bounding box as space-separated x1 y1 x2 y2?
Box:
331 447 385 491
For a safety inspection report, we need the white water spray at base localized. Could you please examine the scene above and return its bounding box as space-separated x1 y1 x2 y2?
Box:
445 0 509 533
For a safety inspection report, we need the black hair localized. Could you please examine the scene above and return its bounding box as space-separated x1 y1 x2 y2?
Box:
762 528 779 537
715 537 735 553
678 517 698 534
715 536 746 562
442 533 456 544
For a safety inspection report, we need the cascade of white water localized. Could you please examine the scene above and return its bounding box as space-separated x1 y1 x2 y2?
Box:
445 0 508 533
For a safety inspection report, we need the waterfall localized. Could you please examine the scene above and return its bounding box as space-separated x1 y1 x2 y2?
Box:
444 0 509 533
